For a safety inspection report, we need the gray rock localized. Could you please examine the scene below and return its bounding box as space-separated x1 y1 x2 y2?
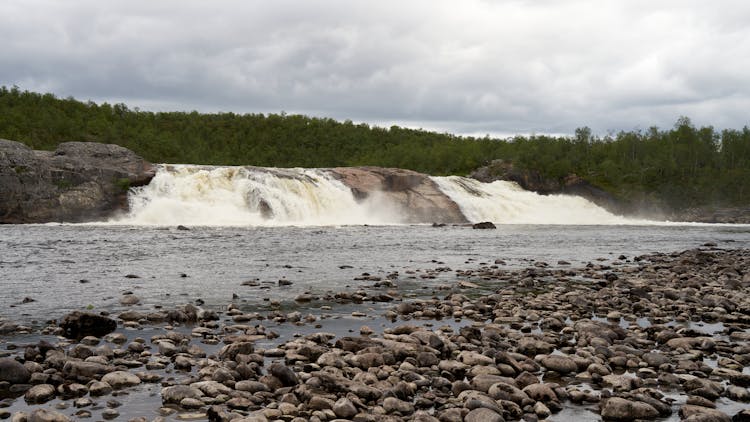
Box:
679 405 731 422
540 355 578 374
24 384 56 404
161 385 204 404
0 139 154 223
464 407 504 422
28 409 71 422
88 381 113 396
600 397 659 421
383 397 414 415
332 398 357 419
0 358 30 384
101 371 141 389
63 361 110 379
234 380 269 394
522 383 558 402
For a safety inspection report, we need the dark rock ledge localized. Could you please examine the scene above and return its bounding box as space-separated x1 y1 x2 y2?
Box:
0 139 155 223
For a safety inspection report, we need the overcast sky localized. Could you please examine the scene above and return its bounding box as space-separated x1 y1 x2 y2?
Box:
1 1 749 136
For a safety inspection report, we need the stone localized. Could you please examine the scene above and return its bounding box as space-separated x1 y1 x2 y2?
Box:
464 408 504 422
161 385 204 404
522 383 557 402
0 358 30 384
27 409 71 422
88 381 113 396
540 355 578 374
332 398 357 419
600 397 659 421
383 397 414 415
679 405 731 422
269 363 299 386
101 371 141 389
59 312 117 339
63 361 110 379
24 384 56 403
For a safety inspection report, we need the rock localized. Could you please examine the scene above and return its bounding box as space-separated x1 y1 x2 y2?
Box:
332 398 357 419
101 371 141 389
24 384 56 403
63 361 110 379
0 139 155 223
726 386 750 402
161 385 204 404
191 381 232 398
679 405 731 422
27 409 71 422
119 295 140 305
383 397 414 415
540 355 578 374
472 221 496 229
600 397 659 421
464 407 504 422
734 409 750 422
217 342 255 361
330 167 468 224
522 383 557 402
88 381 113 396
269 363 299 386
59 311 116 339
0 358 31 384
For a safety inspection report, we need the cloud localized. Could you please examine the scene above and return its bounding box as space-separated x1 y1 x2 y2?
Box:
1 0 749 135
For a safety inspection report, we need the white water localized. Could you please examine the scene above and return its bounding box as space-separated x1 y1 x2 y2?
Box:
114 165 649 226
432 176 646 225
117 165 398 226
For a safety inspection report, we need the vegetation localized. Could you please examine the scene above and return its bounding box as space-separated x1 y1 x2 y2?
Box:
1 86 749 210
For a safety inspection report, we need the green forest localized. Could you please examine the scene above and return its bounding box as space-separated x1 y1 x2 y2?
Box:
1 86 749 211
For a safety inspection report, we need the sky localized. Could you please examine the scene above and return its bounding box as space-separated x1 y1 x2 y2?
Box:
1 1 749 136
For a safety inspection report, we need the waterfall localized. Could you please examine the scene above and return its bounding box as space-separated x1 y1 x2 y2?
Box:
117 165 397 226
431 176 642 225
114 165 648 226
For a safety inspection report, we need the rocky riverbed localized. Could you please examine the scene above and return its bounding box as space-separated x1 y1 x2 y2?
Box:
1 247 750 421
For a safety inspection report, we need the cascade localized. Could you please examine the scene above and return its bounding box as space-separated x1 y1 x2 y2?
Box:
118 165 397 226
431 176 641 225
116 165 644 226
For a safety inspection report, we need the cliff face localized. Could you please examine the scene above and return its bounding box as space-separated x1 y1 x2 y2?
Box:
0 139 155 223
329 167 468 224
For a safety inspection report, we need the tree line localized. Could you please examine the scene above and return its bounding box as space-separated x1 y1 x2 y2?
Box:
1 86 749 210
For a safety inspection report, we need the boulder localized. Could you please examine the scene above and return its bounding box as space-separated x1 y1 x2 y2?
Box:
600 397 659 421
0 139 154 223
59 311 117 339
101 371 141 389
329 167 468 224
0 358 31 384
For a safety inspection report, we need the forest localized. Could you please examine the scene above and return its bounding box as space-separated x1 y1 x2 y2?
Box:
1 86 749 211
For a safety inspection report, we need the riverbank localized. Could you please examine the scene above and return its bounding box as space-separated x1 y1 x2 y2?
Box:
1 247 749 421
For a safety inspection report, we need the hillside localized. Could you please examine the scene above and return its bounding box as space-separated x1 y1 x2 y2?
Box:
1 86 749 212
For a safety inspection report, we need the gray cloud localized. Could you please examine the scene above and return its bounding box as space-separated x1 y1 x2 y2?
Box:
1 0 749 135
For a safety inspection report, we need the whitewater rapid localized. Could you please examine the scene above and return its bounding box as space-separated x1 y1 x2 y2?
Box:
113 164 647 226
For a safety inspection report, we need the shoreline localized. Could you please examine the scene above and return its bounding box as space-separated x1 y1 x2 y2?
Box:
1 247 749 421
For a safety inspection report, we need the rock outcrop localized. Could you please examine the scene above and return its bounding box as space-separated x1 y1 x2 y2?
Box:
0 139 154 223
470 159 622 212
329 166 468 224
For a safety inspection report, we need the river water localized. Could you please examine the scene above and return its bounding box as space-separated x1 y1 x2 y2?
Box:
2 223 749 325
